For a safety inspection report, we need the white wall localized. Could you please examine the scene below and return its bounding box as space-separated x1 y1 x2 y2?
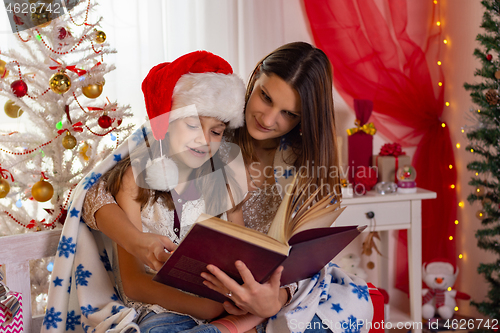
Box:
441 0 493 319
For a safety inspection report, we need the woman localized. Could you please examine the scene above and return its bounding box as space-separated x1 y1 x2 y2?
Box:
84 42 342 331
203 41 341 319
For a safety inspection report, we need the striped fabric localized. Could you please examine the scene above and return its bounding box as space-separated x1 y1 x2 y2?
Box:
0 291 23 333
423 289 446 307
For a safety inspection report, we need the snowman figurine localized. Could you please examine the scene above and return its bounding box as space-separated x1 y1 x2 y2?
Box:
422 259 470 319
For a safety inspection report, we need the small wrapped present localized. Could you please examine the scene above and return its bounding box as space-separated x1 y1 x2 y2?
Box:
372 143 411 183
347 99 376 183
0 282 23 333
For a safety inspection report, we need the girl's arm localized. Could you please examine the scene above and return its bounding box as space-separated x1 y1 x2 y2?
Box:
116 167 225 319
212 314 265 333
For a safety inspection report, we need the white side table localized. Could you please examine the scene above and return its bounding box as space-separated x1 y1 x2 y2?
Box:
335 188 437 332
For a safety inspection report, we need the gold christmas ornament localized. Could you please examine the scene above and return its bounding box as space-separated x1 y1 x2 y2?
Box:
0 178 10 198
95 30 106 44
366 261 375 270
476 210 486 220
495 71 500 80
0 59 8 78
485 89 499 105
32 178 54 202
31 4 52 27
482 197 492 205
79 142 92 161
82 82 103 99
62 132 77 149
49 72 71 94
4 100 23 118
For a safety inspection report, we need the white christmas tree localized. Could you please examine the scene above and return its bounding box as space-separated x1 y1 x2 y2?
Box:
0 0 133 236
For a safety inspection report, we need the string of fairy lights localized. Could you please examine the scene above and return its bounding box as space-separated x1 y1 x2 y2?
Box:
434 0 464 312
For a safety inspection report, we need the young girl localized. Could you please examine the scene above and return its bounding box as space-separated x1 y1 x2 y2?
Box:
82 51 272 333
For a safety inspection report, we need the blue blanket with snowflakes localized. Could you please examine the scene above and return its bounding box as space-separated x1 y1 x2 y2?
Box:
266 264 374 333
41 129 148 333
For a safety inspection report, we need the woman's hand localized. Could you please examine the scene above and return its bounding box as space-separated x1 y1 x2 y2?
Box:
128 232 177 271
201 260 288 318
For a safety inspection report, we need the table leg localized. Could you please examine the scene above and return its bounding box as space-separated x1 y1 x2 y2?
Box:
408 200 423 333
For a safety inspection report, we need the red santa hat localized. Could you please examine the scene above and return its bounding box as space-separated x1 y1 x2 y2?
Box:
142 50 245 141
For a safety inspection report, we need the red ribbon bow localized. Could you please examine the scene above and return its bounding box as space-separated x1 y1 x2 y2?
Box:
26 218 46 229
0 166 13 182
49 58 87 76
379 143 406 157
57 121 84 135
88 99 116 113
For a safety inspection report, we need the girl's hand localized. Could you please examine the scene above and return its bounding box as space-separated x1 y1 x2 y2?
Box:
128 232 177 271
201 260 287 318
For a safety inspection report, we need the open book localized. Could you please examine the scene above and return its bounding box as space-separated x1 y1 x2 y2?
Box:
153 179 365 302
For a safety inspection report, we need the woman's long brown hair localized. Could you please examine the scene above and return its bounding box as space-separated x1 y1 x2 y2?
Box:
234 42 341 203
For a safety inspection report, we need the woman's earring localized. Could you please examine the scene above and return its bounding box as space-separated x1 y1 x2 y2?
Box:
299 123 302 136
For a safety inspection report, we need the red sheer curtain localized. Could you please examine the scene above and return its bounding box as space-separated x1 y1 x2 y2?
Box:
303 0 457 291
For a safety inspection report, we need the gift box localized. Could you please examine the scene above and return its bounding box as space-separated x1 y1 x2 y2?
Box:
372 143 411 183
0 283 23 333
347 100 376 183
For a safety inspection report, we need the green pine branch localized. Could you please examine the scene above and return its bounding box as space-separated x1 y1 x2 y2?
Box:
466 0 500 320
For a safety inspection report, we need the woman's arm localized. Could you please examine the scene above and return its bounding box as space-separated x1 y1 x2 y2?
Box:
95 204 174 270
226 205 244 226
81 178 175 271
116 167 225 319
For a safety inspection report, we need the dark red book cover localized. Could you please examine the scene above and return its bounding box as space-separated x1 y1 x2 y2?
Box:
153 222 364 302
280 225 365 285
153 223 287 302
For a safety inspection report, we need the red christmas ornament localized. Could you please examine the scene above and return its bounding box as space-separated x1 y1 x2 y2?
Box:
487 54 493 61
11 80 28 97
98 114 112 128
58 27 67 40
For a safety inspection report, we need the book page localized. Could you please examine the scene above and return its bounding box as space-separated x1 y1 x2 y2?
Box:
266 176 344 244
197 214 289 255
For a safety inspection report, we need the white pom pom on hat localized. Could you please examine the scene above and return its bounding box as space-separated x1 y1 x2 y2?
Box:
145 156 179 192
